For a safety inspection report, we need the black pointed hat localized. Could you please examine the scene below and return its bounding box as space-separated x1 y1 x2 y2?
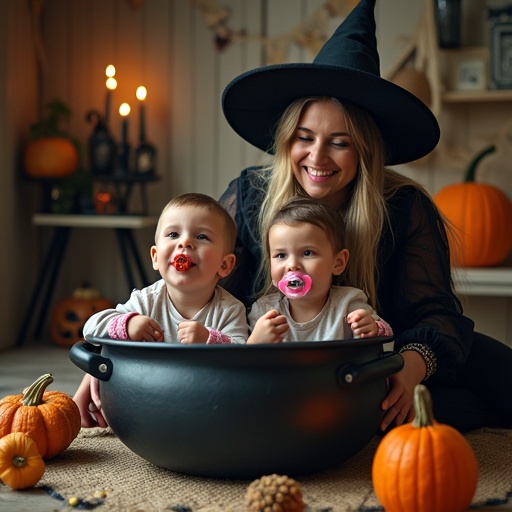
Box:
221 0 439 165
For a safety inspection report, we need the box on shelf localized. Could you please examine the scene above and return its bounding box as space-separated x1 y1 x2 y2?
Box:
489 3 512 89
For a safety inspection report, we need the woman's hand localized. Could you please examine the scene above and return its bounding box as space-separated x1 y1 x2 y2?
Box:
127 315 164 342
247 309 289 344
73 374 108 428
178 321 209 343
379 350 427 431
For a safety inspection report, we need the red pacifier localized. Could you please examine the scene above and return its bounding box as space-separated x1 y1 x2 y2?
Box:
172 254 193 271
277 271 312 298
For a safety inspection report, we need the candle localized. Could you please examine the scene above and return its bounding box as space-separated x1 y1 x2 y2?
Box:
118 103 131 173
136 86 147 143
105 65 117 125
119 102 131 147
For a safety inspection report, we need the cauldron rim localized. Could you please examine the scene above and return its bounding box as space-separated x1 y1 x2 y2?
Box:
84 334 394 351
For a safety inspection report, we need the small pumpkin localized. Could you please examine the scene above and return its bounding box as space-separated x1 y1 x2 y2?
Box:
372 384 479 512
0 374 81 459
24 137 78 179
434 146 512 267
0 432 45 489
24 99 79 179
51 283 113 346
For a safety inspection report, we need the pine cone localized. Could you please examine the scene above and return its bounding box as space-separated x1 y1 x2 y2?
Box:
245 474 304 512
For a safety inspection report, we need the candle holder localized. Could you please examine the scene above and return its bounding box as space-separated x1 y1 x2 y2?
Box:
118 142 131 175
86 110 117 175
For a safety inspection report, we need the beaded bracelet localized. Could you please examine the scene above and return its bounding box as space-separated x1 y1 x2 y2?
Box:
399 342 437 381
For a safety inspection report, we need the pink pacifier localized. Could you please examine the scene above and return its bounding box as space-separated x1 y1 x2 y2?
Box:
277 271 312 298
172 253 193 271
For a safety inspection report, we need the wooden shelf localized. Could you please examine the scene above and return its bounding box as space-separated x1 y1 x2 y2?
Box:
32 213 158 229
453 267 512 297
441 89 512 103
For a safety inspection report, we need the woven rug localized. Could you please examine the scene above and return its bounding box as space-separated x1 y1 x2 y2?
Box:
30 427 512 511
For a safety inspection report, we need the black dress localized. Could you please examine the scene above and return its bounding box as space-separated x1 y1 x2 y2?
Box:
219 167 512 432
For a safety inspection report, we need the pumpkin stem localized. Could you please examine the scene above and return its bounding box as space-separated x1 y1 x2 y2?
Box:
21 374 54 407
465 145 496 182
411 384 435 427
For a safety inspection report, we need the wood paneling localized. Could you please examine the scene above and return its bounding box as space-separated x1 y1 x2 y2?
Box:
0 0 40 349
1 0 510 346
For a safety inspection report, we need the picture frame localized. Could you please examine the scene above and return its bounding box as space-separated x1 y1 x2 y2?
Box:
445 48 489 92
489 5 512 89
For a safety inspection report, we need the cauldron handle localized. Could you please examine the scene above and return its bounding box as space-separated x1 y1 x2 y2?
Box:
338 352 404 387
69 340 113 381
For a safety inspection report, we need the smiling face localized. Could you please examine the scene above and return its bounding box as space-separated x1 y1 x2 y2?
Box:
290 99 359 209
269 221 348 303
151 205 235 294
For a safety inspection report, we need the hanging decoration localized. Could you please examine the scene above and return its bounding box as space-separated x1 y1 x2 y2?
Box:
190 0 359 64
29 0 48 77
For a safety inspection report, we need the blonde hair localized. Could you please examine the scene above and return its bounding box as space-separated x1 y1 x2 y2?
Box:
156 193 237 253
258 97 433 309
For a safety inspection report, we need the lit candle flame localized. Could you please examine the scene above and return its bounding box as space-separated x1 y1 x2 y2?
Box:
106 77 117 91
106 65 116 78
136 86 147 101
119 103 131 117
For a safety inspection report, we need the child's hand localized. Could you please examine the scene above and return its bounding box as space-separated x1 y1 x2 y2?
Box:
127 315 164 341
247 309 289 344
347 309 378 338
178 320 210 344
73 374 108 428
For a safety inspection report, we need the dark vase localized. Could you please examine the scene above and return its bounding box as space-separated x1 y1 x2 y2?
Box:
435 0 462 48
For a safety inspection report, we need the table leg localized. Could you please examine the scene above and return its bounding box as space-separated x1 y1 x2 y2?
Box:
124 229 151 287
34 227 72 338
16 226 71 347
115 229 136 292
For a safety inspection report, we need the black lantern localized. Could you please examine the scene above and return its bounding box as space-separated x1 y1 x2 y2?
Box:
135 140 157 175
86 110 117 175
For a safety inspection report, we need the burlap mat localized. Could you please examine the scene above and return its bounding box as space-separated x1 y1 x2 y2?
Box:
35 427 512 511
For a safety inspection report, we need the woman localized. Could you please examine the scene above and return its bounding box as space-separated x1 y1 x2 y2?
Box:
219 0 512 432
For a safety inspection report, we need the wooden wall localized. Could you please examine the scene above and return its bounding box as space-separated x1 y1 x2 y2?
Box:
1 0 511 348
0 1 40 350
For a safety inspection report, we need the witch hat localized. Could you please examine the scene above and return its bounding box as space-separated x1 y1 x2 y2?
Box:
222 0 439 165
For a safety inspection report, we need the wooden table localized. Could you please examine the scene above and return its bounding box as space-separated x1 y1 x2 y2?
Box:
16 214 157 347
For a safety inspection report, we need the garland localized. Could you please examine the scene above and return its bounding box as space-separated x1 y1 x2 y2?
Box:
190 0 359 64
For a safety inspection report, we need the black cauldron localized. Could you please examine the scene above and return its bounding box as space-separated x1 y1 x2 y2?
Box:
70 336 403 479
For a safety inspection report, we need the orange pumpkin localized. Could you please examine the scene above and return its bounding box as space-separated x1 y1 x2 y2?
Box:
51 284 113 346
434 146 512 267
372 384 478 512
0 374 81 459
24 136 78 179
0 432 45 489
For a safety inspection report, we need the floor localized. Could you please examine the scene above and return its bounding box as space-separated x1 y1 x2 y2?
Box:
1 340 511 511
0 339 85 511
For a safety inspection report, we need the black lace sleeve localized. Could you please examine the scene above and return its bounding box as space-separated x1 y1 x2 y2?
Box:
378 186 475 383
218 167 268 308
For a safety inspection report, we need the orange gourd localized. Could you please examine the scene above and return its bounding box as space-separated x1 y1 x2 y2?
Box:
24 137 78 179
0 432 45 489
0 374 81 459
434 146 512 267
23 99 79 179
372 384 479 512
